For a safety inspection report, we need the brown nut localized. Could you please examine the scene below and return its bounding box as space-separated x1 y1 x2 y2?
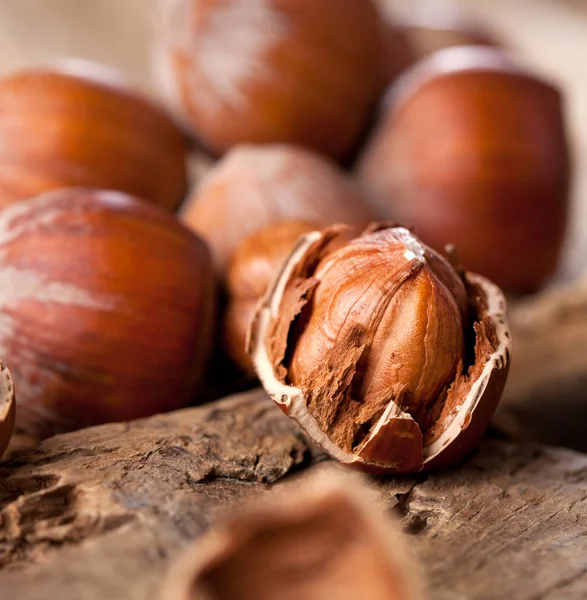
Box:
0 361 15 458
154 0 386 161
0 188 215 438
223 220 316 375
0 60 188 211
181 144 377 274
160 472 423 600
357 47 570 293
249 225 511 474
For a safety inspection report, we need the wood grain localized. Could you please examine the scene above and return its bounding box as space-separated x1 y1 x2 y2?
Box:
1 389 587 600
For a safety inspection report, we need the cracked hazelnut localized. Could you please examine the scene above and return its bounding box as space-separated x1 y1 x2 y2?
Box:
357 47 570 293
161 472 423 600
0 188 215 438
0 361 15 458
249 225 511 474
154 0 386 161
224 220 316 375
181 144 376 274
0 61 188 211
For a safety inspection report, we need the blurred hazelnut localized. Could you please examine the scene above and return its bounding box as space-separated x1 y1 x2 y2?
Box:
224 220 315 375
181 144 377 275
249 225 511 474
357 47 570 293
0 61 188 211
0 188 215 437
154 0 387 161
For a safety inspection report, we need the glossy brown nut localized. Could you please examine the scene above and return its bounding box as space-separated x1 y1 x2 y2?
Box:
161 472 424 600
357 47 570 293
181 144 377 274
0 188 215 438
0 61 188 211
0 362 15 458
154 0 386 161
223 220 315 375
249 225 511 474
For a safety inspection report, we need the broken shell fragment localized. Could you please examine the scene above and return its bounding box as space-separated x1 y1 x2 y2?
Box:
160 472 423 600
0 360 15 458
249 225 511 474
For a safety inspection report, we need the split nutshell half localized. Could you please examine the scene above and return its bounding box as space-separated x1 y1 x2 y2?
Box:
160 472 423 600
248 225 511 474
0 361 15 457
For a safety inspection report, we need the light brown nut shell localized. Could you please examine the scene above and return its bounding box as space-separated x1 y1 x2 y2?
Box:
248 229 511 474
0 360 16 458
160 471 423 600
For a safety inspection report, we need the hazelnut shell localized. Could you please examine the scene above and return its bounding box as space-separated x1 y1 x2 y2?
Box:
248 228 511 474
358 47 570 293
0 361 15 458
160 472 423 600
181 144 376 274
0 188 215 437
223 220 316 376
155 0 387 160
0 62 188 211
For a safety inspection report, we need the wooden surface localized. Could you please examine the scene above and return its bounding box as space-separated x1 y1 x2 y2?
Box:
2 389 587 600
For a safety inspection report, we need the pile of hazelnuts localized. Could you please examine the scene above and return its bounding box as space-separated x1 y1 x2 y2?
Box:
0 0 567 474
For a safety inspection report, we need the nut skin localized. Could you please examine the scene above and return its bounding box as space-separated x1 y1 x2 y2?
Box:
248 225 511 474
0 188 215 438
0 62 188 211
155 0 386 161
181 144 377 275
224 220 315 375
357 47 570 293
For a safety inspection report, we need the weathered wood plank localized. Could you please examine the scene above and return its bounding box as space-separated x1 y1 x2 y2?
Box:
1 389 586 600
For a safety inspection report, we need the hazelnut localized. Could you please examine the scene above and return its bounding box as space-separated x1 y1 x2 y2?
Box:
357 47 570 293
154 0 386 161
249 225 511 474
181 144 377 274
0 188 215 438
161 472 423 600
0 61 188 211
0 362 15 458
224 220 316 375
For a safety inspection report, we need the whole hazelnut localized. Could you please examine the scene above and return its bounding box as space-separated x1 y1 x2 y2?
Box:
357 47 570 293
0 61 188 211
154 0 386 161
249 225 511 474
181 144 377 274
0 188 215 437
224 220 315 375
